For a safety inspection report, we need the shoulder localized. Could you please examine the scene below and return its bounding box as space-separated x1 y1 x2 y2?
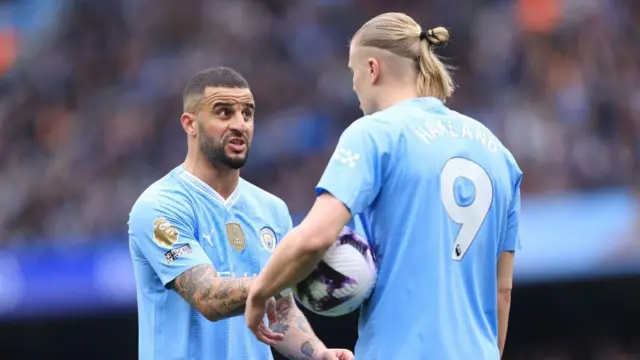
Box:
129 167 195 225
502 146 522 180
338 114 397 153
239 179 289 213
345 113 396 136
473 119 522 180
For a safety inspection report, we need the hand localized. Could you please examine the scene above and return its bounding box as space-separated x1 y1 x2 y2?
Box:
318 348 355 360
245 290 284 346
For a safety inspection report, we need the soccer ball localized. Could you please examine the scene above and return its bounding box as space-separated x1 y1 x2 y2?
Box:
293 226 377 317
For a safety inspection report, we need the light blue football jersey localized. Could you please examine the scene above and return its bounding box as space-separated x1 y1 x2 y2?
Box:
317 97 522 360
128 165 292 360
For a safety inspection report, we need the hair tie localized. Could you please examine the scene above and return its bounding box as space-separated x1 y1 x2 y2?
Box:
419 31 427 41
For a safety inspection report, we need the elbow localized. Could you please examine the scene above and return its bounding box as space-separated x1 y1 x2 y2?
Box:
290 224 335 256
498 276 513 296
199 306 223 322
203 313 221 323
301 233 334 256
498 281 512 295
498 285 512 304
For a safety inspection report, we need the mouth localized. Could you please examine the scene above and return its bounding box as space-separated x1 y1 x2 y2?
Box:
227 137 246 153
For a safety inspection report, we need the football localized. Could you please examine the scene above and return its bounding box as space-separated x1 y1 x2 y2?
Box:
293 226 377 317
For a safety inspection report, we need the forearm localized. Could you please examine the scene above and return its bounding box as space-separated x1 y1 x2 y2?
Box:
255 229 328 300
497 290 511 357
172 264 254 321
255 195 352 300
271 293 327 360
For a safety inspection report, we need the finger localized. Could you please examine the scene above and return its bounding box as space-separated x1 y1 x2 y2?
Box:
334 351 353 360
259 323 284 343
260 323 284 342
253 322 268 342
260 322 284 341
266 299 277 324
343 352 355 360
255 330 274 346
247 317 264 337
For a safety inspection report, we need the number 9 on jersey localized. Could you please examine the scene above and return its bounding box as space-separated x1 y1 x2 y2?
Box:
440 158 493 261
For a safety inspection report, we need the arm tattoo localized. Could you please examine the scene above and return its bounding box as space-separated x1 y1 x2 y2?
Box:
171 264 252 321
271 293 323 360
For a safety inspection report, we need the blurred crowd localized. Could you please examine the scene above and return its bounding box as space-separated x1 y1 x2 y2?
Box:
0 0 638 244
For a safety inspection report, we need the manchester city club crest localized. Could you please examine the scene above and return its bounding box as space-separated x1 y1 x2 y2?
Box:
259 227 277 252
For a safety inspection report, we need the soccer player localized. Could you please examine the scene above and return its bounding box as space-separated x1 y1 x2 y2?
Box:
128 67 354 360
246 13 521 360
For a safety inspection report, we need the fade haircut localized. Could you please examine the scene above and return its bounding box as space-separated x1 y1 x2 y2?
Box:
182 67 250 112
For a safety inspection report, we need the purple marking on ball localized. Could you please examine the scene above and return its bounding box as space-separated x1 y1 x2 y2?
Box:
339 226 378 271
295 227 373 312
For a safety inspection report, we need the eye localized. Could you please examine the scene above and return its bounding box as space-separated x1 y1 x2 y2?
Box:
217 108 231 117
242 109 253 119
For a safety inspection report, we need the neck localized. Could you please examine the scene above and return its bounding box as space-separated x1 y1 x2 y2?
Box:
183 151 239 200
376 85 419 112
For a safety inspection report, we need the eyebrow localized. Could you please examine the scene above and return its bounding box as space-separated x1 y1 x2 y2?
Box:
212 101 236 107
212 101 255 109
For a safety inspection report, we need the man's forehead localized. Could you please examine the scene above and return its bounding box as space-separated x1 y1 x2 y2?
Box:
348 45 357 62
203 86 254 104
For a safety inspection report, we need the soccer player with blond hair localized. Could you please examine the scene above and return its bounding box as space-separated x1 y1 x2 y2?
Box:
246 13 521 359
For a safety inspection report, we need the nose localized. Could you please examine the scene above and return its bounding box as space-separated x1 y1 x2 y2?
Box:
228 112 250 131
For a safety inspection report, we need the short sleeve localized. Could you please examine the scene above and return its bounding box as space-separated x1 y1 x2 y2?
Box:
501 174 523 252
128 198 212 286
277 200 294 246
284 212 293 234
316 119 387 215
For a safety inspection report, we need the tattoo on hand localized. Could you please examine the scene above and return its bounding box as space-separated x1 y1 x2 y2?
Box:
270 293 295 335
296 313 311 334
271 322 290 335
301 341 315 357
172 264 251 320
275 292 295 311
271 294 312 334
271 293 322 360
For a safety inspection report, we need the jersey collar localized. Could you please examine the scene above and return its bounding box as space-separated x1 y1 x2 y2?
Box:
396 96 444 111
179 168 241 210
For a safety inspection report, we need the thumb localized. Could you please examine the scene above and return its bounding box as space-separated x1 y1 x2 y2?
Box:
266 297 277 325
322 351 339 360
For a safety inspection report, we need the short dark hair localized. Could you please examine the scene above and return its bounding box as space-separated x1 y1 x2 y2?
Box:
183 67 249 112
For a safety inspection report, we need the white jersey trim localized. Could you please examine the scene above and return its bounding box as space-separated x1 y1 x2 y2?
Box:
179 170 241 210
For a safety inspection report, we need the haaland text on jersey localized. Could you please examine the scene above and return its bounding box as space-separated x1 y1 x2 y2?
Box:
414 117 499 152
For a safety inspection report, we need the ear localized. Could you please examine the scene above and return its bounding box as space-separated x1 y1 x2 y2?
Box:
180 112 197 137
367 58 380 85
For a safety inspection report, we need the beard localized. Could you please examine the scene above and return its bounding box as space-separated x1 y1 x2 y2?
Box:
198 124 250 170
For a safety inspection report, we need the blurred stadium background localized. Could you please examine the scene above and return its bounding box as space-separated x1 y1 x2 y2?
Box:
0 0 638 359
